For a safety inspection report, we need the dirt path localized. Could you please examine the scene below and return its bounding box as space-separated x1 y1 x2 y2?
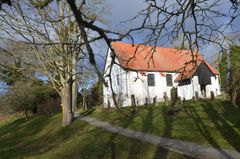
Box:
76 115 240 159
0 113 8 120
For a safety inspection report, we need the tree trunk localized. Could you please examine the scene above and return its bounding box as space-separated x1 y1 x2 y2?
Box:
82 95 86 110
72 73 78 112
61 82 74 126
72 50 78 112
24 107 29 120
230 88 238 109
72 81 78 111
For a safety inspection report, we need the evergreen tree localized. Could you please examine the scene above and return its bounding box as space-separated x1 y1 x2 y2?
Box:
228 45 240 105
219 50 228 90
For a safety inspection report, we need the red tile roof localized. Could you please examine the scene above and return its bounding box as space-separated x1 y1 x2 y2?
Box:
111 41 218 81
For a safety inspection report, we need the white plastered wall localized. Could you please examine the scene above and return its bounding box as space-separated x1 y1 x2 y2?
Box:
205 75 221 97
177 75 221 100
103 49 221 107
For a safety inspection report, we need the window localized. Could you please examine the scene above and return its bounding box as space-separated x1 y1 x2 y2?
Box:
147 74 155 86
117 75 120 86
166 74 173 86
179 79 191 86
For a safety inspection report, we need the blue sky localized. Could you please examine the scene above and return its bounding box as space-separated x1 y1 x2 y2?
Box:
95 0 240 68
1 0 240 86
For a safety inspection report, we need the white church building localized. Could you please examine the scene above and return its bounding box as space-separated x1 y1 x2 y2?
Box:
103 41 221 108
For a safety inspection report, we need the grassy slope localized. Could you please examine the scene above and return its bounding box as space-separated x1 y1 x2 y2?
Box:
0 114 188 159
90 100 240 151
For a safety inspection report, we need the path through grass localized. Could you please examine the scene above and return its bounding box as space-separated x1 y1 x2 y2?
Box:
90 100 240 151
0 114 188 159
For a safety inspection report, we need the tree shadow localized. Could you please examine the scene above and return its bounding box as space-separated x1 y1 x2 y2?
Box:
0 114 93 159
183 102 235 158
124 105 156 159
0 115 54 143
219 101 240 130
109 134 116 159
124 104 176 159
203 101 240 152
142 105 154 133
153 105 174 159
76 129 116 159
74 108 95 120
0 116 50 157
77 105 141 158
80 108 95 116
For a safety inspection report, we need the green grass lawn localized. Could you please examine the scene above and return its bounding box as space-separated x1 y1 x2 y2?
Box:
89 100 240 152
0 114 188 159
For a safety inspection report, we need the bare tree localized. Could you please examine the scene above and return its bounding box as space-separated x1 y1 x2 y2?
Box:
34 0 239 114
0 0 105 125
2 0 240 117
0 41 37 85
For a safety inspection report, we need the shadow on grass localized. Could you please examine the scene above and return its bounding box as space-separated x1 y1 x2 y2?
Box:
219 101 240 130
76 107 137 159
153 105 174 159
75 108 95 119
109 135 116 159
142 105 154 133
124 104 175 159
0 114 89 159
125 107 150 159
0 115 53 144
0 116 47 158
0 109 191 159
182 101 236 158
203 101 240 152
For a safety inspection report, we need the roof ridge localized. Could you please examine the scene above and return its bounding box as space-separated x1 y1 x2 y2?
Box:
111 41 193 52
